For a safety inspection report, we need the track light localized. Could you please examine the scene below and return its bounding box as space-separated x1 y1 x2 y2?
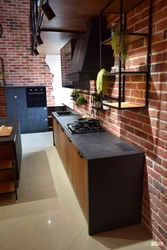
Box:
40 2 56 21
34 48 39 56
36 34 43 45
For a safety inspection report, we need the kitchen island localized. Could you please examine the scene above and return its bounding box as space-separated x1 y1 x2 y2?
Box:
52 113 145 235
0 118 22 199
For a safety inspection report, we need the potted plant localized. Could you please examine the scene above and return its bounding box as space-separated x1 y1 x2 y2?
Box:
71 90 79 100
76 96 87 106
112 28 130 62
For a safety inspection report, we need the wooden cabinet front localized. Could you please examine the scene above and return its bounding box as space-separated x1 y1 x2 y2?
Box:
71 144 88 220
53 117 88 220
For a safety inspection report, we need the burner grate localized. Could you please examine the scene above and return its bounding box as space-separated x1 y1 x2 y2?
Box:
65 123 105 134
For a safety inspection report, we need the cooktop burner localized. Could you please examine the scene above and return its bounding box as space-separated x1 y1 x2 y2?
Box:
65 118 105 134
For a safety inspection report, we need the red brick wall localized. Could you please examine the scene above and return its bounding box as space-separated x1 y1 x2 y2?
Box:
0 0 54 117
74 0 167 248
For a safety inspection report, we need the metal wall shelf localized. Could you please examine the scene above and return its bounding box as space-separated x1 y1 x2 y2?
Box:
100 0 152 110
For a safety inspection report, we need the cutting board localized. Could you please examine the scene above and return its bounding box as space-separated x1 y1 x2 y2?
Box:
0 125 13 137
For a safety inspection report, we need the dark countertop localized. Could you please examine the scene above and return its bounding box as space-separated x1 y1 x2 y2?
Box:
52 113 144 160
0 117 19 143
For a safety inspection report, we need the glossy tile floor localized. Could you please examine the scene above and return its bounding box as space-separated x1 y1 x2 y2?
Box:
0 132 161 250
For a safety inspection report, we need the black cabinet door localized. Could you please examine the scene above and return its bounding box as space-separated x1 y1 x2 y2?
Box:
4 87 29 133
5 87 48 133
27 107 48 133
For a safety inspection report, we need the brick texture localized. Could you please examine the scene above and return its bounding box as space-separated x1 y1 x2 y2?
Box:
0 0 54 117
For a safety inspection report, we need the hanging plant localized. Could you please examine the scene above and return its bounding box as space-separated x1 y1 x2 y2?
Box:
112 29 119 57
111 29 130 61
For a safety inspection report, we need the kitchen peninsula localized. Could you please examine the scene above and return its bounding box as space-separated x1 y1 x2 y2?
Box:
52 112 145 235
0 118 22 199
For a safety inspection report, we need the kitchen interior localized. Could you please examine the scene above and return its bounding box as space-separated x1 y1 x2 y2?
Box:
0 0 166 249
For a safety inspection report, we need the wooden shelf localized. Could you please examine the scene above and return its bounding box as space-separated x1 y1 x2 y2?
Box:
0 159 13 170
104 71 147 76
102 33 148 46
102 0 146 14
103 101 145 109
0 181 15 194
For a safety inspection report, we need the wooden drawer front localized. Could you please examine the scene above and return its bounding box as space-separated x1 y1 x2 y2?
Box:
0 145 11 160
0 170 13 181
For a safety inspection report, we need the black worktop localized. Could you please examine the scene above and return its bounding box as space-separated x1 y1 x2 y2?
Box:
52 113 144 160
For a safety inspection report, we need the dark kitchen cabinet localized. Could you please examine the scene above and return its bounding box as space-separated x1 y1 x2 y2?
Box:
4 87 48 133
53 115 144 235
60 39 77 88
27 107 48 133
4 87 29 132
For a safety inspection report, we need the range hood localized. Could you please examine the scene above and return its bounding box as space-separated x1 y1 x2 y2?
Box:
66 17 108 89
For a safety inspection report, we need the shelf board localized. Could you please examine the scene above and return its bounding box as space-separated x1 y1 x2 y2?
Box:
0 181 15 194
102 33 148 46
103 101 145 109
102 0 146 14
0 159 13 170
104 71 147 76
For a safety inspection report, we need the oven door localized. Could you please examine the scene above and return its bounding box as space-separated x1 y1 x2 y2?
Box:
26 86 47 107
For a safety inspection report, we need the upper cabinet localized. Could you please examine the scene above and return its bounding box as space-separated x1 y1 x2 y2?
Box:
60 39 77 89
100 0 152 109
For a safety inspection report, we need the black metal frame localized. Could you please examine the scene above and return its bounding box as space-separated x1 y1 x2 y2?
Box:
100 0 152 109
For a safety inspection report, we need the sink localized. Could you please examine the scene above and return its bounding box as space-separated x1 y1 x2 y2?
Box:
54 111 78 116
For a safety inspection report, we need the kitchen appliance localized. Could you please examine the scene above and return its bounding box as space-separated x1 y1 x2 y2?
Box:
26 86 47 107
65 118 105 134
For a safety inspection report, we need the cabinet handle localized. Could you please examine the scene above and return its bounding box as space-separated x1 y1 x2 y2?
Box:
61 127 64 132
78 151 83 158
68 137 72 142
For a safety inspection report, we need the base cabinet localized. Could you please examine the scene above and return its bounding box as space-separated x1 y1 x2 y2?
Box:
53 117 88 219
53 116 144 235
27 107 48 133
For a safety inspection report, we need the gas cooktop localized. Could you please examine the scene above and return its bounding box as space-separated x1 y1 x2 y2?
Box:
65 118 105 134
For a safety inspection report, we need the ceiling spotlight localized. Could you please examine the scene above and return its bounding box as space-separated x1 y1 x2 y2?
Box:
40 2 56 21
34 48 39 56
36 34 43 45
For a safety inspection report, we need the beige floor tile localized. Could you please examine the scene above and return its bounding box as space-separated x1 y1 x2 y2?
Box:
13 209 86 250
69 227 97 250
0 238 33 250
50 188 84 218
0 201 47 237
0 231 10 248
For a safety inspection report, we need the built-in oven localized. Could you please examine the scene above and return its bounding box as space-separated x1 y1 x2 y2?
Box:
26 86 47 107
